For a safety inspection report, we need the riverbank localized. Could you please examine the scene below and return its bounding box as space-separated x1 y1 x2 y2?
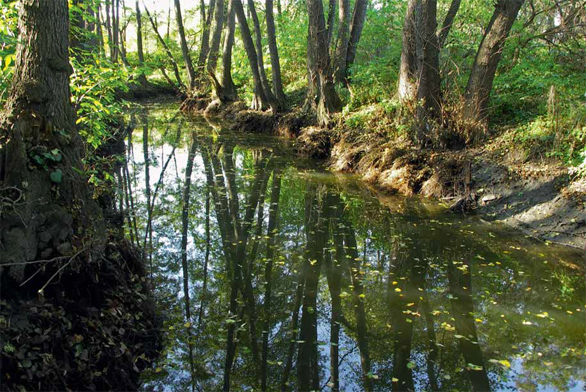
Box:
183 100 586 250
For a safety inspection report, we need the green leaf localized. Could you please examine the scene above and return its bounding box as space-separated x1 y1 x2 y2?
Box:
50 169 63 183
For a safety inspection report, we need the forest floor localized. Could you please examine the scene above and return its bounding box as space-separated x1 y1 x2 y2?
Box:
180 98 586 250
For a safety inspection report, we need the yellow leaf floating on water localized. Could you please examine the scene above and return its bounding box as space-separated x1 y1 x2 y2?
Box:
395 288 402 292
489 359 511 368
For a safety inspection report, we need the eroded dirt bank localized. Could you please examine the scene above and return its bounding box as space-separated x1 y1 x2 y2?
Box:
182 102 586 250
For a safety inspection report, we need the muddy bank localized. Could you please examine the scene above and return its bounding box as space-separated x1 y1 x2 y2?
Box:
181 101 585 250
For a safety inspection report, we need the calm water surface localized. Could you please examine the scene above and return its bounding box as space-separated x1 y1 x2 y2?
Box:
124 104 585 391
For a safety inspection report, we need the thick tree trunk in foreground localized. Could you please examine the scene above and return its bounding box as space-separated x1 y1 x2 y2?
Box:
174 0 197 89
463 0 525 128
306 0 342 125
233 0 275 110
266 0 287 104
398 0 422 101
0 0 103 281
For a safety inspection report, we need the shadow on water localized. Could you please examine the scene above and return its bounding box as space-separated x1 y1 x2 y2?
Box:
122 104 585 392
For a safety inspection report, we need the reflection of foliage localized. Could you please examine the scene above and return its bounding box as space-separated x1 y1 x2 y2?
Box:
130 107 585 391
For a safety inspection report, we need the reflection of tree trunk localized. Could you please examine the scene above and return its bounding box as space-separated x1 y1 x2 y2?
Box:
181 138 198 392
197 188 211 331
297 186 328 392
420 291 440 391
281 272 305 391
341 217 371 391
325 194 345 392
448 261 491 391
142 116 153 271
261 168 282 391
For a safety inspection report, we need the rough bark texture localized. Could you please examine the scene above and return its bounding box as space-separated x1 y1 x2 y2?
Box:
174 0 197 89
415 0 441 145
463 0 525 127
266 0 287 104
0 0 103 279
306 0 342 125
197 0 216 75
398 0 422 101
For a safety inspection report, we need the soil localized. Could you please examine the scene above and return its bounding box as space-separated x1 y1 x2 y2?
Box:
183 100 586 251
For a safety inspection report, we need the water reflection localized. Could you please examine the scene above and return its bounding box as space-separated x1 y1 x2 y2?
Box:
124 105 585 392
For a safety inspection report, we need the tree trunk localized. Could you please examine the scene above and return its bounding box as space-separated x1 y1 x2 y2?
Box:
219 0 238 101
96 2 105 55
174 0 197 89
135 0 148 86
105 0 113 59
398 0 422 101
325 0 337 48
233 0 274 110
415 0 441 146
463 0 525 128
247 0 280 110
0 0 104 284
266 0 287 104
143 5 185 89
306 0 342 125
197 0 216 76
345 0 367 79
437 0 461 48
333 0 351 83
207 0 225 74
112 0 120 62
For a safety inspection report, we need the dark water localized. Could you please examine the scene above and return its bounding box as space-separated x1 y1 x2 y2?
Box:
124 104 585 391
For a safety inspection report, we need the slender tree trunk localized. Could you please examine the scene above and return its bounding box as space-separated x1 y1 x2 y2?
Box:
105 0 114 59
398 0 422 101
174 0 197 89
463 0 525 128
142 116 153 271
207 0 225 74
306 0 342 125
280 272 305 391
266 0 287 104
197 0 216 75
218 0 238 101
345 0 367 78
143 5 185 89
333 0 351 83
97 3 105 55
112 0 120 62
325 0 337 48
136 1 147 86
233 0 275 110
437 0 461 48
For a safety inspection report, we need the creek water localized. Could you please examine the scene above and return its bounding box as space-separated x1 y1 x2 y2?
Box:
125 103 585 391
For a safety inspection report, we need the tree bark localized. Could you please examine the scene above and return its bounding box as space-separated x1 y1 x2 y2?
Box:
0 0 104 283
207 0 225 74
266 0 287 104
463 0 525 128
415 0 441 146
174 0 197 89
345 0 367 79
437 0 461 48
218 0 238 101
398 0 422 101
247 0 280 110
333 0 351 83
105 0 114 59
197 0 216 76
306 0 342 125
233 0 274 110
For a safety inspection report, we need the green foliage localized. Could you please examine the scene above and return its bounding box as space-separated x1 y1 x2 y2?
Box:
0 0 18 101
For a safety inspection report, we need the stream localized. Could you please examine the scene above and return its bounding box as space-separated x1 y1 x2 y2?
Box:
123 103 585 391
